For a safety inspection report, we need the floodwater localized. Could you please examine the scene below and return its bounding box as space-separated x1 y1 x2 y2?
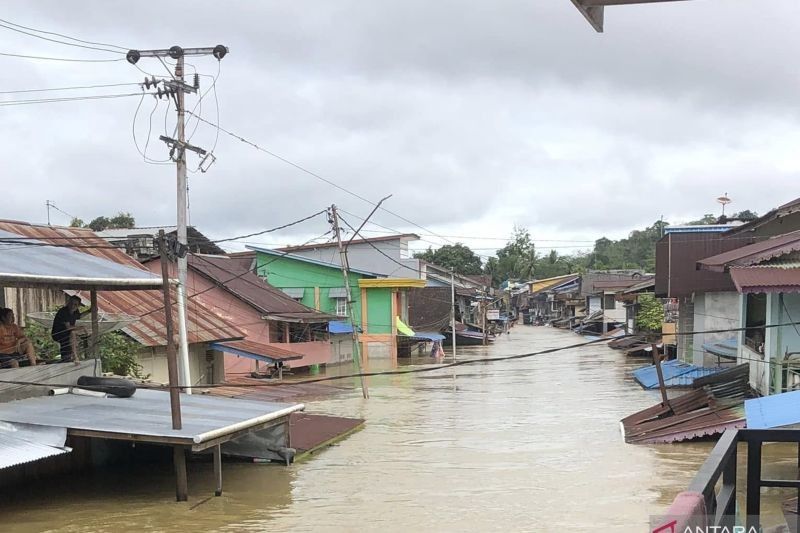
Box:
2 326 797 532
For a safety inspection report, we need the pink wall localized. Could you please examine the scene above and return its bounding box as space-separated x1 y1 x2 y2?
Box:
144 262 332 375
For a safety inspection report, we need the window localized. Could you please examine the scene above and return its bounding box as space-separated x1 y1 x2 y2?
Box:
603 294 616 310
335 297 348 317
745 293 767 354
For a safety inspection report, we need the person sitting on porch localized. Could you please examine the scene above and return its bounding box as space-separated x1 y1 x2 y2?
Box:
0 308 37 368
51 296 89 364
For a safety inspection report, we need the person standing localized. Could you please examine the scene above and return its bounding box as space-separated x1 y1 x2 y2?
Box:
0 308 37 368
51 296 89 364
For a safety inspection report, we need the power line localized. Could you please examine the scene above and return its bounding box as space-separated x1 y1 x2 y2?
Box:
0 17 129 52
0 51 125 63
0 20 124 55
0 92 147 107
0 82 141 95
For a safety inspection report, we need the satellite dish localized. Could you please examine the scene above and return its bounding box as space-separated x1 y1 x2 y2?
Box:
716 193 732 215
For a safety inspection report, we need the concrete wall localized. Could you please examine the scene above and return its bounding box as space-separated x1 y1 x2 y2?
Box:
136 343 224 386
285 239 421 279
692 291 740 366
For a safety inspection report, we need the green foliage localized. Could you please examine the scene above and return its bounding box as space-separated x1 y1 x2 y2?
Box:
23 322 145 378
585 220 666 272
688 214 719 225
414 243 483 275
489 226 537 286
635 294 664 333
71 212 136 232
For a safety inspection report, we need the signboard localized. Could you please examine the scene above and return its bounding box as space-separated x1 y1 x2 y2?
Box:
487 310 500 321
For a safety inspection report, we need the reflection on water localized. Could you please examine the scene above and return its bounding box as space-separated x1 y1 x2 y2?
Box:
1 326 796 532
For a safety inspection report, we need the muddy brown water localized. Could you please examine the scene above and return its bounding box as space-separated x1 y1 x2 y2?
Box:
1 326 796 532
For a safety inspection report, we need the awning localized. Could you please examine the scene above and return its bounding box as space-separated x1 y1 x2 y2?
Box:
410 331 445 342
395 317 415 337
746 390 800 429
729 266 800 294
210 339 303 364
0 423 70 471
328 287 348 298
329 321 354 334
0 229 163 290
281 288 305 299
701 337 738 360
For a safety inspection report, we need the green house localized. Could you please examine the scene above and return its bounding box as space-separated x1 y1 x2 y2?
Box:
246 246 425 361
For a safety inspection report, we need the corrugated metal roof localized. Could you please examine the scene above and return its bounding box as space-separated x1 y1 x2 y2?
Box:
188 254 332 321
530 274 580 295
632 359 725 389
281 288 306 298
0 389 303 447
0 432 69 470
211 340 303 363
0 229 162 290
327 287 348 298
698 231 800 272
730 266 800 294
245 245 380 277
745 390 800 429
0 220 243 347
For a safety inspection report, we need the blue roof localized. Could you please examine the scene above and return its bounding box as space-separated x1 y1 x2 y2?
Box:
633 359 725 389
664 225 736 234
701 337 738 360
745 391 800 429
244 245 380 277
328 321 354 334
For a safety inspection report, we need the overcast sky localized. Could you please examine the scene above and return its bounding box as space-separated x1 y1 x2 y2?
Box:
2 0 799 259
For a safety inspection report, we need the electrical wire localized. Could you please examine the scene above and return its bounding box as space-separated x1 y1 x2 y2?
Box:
0 17 129 52
0 21 124 56
0 51 125 63
131 89 171 165
0 92 146 107
0 82 141 95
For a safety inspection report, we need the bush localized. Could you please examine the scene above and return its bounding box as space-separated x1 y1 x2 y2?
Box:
635 293 664 333
23 322 146 378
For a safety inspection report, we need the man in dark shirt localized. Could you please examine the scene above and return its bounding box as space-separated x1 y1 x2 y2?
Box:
51 296 88 363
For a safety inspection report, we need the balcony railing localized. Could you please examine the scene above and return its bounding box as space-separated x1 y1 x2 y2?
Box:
665 428 800 530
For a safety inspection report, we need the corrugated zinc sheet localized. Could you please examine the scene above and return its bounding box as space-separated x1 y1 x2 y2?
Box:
745 390 800 429
189 254 332 321
730 266 800 294
632 359 724 389
0 432 69 470
0 220 243 346
697 231 800 272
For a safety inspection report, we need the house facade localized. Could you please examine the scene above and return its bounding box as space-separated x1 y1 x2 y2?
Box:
246 246 425 361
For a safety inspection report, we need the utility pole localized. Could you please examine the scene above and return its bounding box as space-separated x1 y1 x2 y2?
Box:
45 200 52 225
450 270 457 361
127 45 228 393
330 205 369 399
482 290 488 346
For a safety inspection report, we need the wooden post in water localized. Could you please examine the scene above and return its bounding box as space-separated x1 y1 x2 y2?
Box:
652 343 670 410
213 444 223 496
174 446 188 502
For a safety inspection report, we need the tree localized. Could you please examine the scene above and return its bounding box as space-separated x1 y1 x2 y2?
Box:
486 226 537 285
688 214 719 225
731 210 758 221
72 212 137 232
635 294 664 333
414 243 483 275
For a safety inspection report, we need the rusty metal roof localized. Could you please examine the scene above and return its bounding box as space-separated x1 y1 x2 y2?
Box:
0 220 243 347
698 231 800 272
729 267 800 294
188 254 333 322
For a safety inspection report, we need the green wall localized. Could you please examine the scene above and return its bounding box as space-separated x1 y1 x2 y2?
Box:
366 287 392 334
255 252 366 326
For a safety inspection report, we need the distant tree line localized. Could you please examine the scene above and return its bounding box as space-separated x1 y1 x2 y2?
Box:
70 212 136 232
416 209 759 286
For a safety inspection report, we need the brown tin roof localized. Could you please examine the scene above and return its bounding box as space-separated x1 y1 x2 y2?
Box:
729 267 800 294
0 220 244 347
697 231 800 272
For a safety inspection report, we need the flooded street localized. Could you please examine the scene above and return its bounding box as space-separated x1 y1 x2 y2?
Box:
4 326 791 532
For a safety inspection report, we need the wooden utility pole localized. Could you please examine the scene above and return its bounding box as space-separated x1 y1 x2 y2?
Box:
330 205 369 399
127 45 229 395
157 231 182 430
482 293 488 346
450 270 457 361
